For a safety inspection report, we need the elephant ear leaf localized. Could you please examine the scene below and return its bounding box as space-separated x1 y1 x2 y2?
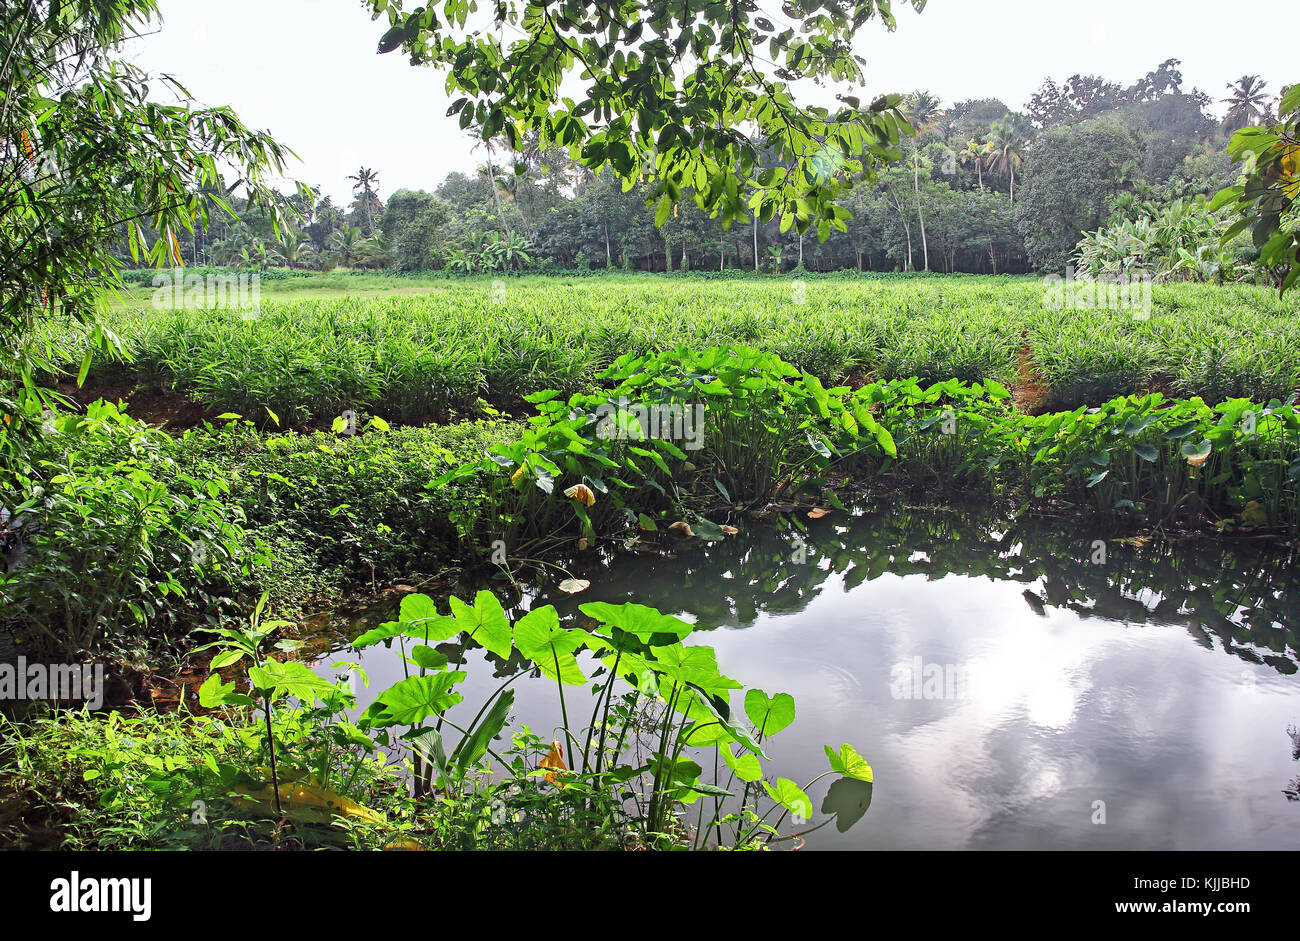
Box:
824 743 873 782
761 778 813 820
364 672 467 727
721 743 763 782
513 605 587 685
448 591 513 659
744 689 796 737
684 685 767 759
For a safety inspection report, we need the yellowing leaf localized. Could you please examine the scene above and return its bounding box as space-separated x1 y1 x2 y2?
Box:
233 781 386 825
383 838 427 851
563 483 596 506
1241 500 1268 527
539 740 568 785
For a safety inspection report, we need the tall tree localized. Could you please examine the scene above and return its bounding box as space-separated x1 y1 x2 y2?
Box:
0 0 299 460
364 0 925 249
905 91 942 270
1221 75 1272 133
961 138 993 191
986 116 1027 206
346 166 382 234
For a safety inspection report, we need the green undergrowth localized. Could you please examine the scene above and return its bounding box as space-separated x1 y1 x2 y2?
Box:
40 275 1300 425
3 344 1298 674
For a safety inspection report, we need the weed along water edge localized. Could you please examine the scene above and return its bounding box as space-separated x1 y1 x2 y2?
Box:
314 506 1300 850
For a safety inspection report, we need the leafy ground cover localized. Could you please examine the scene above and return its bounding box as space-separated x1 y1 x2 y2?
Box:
39 273 1300 427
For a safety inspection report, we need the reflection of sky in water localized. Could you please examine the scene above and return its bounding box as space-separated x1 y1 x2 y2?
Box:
698 571 1299 849
322 527 1300 850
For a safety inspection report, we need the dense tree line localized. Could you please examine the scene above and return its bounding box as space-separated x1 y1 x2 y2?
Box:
137 62 1281 277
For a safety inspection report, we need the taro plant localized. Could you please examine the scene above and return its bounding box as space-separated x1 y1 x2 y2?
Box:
349 590 877 849
592 345 897 505
431 344 901 560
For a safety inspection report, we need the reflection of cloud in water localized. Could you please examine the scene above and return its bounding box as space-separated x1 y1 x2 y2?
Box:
708 565 1300 849
327 506 1300 850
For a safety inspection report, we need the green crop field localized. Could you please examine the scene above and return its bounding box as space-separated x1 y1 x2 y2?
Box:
49 272 1300 427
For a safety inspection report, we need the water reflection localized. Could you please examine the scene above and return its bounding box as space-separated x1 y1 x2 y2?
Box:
329 506 1300 849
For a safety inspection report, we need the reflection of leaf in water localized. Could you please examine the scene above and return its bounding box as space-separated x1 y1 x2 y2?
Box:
1022 589 1047 617
842 563 868 592
821 777 873 833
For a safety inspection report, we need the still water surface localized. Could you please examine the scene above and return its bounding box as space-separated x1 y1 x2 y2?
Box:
322 507 1300 849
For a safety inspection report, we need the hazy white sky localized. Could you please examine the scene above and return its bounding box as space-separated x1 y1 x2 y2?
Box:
124 0 1293 205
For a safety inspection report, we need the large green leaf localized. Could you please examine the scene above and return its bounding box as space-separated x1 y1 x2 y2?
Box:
762 777 813 819
198 673 254 708
448 591 513 659
365 672 467 727
513 605 587 685
404 727 448 773
580 601 695 642
452 689 515 771
824 743 873 782
650 643 741 692
409 645 449 671
402 595 462 642
247 660 339 704
721 743 763 782
745 689 796 737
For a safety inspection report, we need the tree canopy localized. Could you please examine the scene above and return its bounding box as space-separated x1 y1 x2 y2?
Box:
364 0 927 241
0 0 303 469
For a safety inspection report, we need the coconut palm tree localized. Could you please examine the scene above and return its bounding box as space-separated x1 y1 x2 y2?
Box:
329 225 367 268
985 117 1026 207
904 91 942 271
1221 75 1272 133
961 138 994 191
275 231 318 270
346 167 382 234
472 138 513 239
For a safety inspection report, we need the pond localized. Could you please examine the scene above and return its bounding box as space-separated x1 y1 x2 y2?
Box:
319 506 1300 850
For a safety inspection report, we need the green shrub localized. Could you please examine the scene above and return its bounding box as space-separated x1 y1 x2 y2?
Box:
176 417 519 586
0 401 260 663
